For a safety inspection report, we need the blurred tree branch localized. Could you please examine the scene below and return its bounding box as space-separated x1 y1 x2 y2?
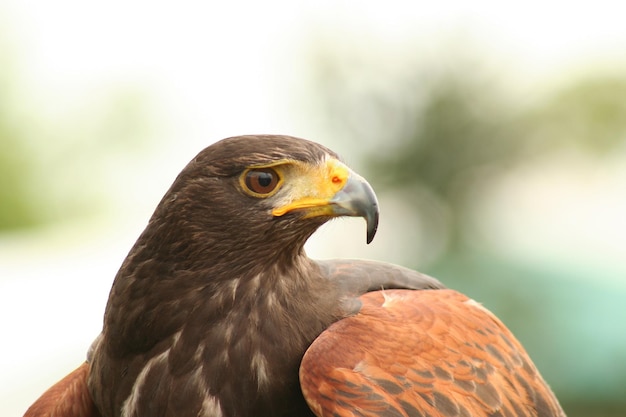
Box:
309 44 626 256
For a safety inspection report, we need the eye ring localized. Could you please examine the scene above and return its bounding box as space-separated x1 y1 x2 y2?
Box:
242 168 281 196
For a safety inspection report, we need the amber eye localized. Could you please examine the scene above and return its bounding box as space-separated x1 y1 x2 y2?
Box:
244 168 280 195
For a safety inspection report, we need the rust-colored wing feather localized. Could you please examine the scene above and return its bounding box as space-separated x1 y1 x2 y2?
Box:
300 289 565 417
24 362 101 417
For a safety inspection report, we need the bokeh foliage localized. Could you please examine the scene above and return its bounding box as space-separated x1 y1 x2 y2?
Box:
0 40 156 232
0 39 40 230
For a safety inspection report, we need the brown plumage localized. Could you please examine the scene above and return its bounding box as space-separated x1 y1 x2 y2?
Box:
300 290 564 417
24 135 565 417
24 362 100 417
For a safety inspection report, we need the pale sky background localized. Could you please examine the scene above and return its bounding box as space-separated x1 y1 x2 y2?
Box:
2 1 626 416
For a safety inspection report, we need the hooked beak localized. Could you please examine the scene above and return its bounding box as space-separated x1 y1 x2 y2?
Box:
271 160 379 244
327 172 379 244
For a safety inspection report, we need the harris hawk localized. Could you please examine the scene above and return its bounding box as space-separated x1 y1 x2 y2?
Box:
25 135 566 417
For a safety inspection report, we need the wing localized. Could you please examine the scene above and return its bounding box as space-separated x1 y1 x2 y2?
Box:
24 362 101 417
316 259 445 295
300 289 565 417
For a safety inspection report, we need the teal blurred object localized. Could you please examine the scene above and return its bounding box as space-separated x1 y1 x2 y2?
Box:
427 251 626 411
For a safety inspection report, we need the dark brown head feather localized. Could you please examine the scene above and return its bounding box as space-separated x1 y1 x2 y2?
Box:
185 134 338 177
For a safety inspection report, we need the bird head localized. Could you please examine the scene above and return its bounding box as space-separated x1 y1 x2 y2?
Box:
142 135 379 271
104 134 379 362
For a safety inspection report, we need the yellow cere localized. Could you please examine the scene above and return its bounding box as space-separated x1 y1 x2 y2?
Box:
271 158 351 217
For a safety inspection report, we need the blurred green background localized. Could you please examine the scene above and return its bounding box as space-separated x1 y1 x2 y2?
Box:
2 2 625 416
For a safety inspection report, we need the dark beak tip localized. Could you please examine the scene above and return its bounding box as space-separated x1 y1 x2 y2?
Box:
366 208 379 244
